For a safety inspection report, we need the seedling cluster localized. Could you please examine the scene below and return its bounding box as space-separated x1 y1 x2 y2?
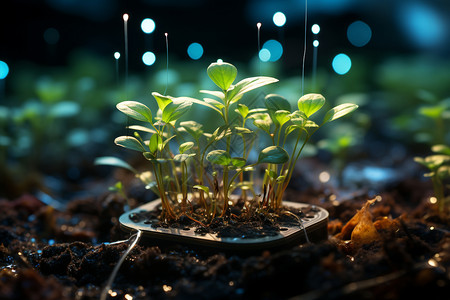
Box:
102 61 358 224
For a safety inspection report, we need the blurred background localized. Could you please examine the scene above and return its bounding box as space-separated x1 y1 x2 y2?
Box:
1 0 449 199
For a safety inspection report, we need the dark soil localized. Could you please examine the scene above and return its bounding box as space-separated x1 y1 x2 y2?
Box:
1 161 450 300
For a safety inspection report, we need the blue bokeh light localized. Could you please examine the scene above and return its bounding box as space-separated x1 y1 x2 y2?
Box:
142 51 156 66
141 18 156 34
332 53 351 75
187 43 204 60
398 2 446 49
273 12 286 27
43 28 60 45
262 40 283 62
347 21 372 47
0 61 9 79
311 24 321 34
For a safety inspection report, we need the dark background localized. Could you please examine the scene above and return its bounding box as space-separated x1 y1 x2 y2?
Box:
1 0 449 75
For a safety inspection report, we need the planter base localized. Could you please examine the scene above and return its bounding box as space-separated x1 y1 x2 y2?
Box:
119 200 329 251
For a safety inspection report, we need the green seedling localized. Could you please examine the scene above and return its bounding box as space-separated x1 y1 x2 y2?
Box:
415 144 450 216
101 61 358 224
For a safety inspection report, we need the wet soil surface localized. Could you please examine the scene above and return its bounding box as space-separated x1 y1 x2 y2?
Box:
1 167 450 300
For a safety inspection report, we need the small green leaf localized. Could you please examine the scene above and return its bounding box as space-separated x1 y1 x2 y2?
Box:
322 103 358 124
418 105 445 119
152 92 173 111
179 141 194 154
115 136 147 152
276 175 286 183
206 150 231 166
231 157 246 168
265 169 278 179
200 90 225 101
298 94 325 117
234 127 253 134
193 185 209 194
251 113 272 134
274 110 291 127
228 76 279 101
207 62 237 91
258 146 289 164
149 134 163 153
305 120 319 127
174 153 195 162
432 144 450 156
162 100 192 123
236 104 249 118
116 101 153 123
265 94 291 112
180 121 204 140
94 156 137 174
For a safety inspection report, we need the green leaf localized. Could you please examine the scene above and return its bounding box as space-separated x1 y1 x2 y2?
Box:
265 169 278 179
127 125 158 135
174 153 195 162
199 90 225 101
179 121 204 140
298 94 325 117
179 141 194 154
149 134 163 153
206 150 231 166
322 103 358 124
274 110 291 127
258 146 289 164
193 185 209 194
185 97 223 116
234 127 253 135
231 157 246 168
115 136 147 152
251 113 272 134
116 101 153 123
265 94 291 112
162 100 192 123
152 92 173 111
94 156 137 174
236 104 249 118
432 144 450 156
419 105 445 119
305 120 319 127
207 62 237 91
228 76 279 102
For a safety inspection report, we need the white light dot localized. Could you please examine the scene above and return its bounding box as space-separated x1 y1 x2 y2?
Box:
429 197 437 204
273 12 286 27
114 52 120 60
311 24 320 34
123 14 129 22
257 22 261 29
141 18 155 34
217 59 223 64
313 40 319 47
332 53 352 75
319 171 330 183
142 51 156 66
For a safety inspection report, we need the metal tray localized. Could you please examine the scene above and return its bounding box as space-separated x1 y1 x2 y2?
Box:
119 200 329 251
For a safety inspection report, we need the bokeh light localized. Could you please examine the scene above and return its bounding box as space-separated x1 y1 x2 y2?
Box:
141 18 156 34
142 51 156 66
311 24 321 34
332 53 351 75
273 12 286 27
259 49 271 62
0 61 9 79
313 40 319 47
114 52 120 60
262 40 283 62
347 21 372 47
187 42 204 60
43 28 60 45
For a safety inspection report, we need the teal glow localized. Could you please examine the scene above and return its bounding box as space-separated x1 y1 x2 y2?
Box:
332 53 351 75
187 43 204 60
0 61 9 79
142 51 156 66
347 21 372 47
259 49 271 62
141 18 155 34
262 40 283 62
44 28 60 45
273 12 286 27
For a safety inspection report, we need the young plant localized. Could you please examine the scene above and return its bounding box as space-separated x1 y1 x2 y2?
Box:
104 61 358 225
415 144 450 216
